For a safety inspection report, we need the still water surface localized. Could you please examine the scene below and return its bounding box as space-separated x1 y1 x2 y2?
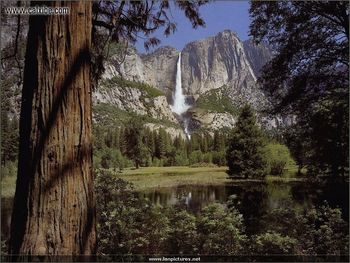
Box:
139 180 349 234
2 179 348 238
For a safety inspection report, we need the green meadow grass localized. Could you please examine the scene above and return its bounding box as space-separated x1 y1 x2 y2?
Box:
1 165 305 197
1 176 17 198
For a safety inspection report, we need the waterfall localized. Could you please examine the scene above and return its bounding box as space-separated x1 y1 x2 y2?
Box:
170 52 191 139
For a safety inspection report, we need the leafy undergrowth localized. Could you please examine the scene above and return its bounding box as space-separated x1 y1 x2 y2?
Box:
95 171 349 259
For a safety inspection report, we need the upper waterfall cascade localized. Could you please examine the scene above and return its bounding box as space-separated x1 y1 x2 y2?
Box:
170 52 190 115
170 52 191 139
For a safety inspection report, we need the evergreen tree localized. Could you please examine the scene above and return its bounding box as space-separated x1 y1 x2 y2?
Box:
213 131 225 152
1 114 19 165
10 0 207 255
105 128 114 148
155 128 168 159
201 134 209 153
144 127 156 160
190 133 201 152
124 121 148 169
114 128 121 150
250 1 349 177
226 105 267 178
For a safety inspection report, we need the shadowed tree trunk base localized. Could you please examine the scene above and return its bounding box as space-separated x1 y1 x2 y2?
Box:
10 1 96 256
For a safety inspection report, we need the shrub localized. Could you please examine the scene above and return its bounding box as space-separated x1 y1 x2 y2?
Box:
174 153 189 166
203 152 212 163
189 150 203 165
95 171 170 255
197 203 247 255
252 231 297 255
263 143 295 176
212 151 226 166
168 208 198 254
151 157 162 167
261 205 349 256
298 203 349 255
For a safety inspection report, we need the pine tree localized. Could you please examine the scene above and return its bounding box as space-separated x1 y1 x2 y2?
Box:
114 128 121 150
155 128 168 159
226 105 267 179
124 121 148 169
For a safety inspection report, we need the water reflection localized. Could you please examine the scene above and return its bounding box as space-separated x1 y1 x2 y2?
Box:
139 181 349 234
1 180 348 239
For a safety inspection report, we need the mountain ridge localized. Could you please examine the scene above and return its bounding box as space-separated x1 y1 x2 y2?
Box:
95 30 273 135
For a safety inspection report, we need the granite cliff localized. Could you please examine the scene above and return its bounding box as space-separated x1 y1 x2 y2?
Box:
95 30 272 134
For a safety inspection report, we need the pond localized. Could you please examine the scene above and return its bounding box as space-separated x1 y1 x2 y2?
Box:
138 180 349 235
1 179 348 239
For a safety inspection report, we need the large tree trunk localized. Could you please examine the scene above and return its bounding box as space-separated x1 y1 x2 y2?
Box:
10 1 96 256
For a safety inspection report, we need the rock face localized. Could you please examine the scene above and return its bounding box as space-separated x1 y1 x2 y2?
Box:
243 39 273 77
141 46 179 95
181 30 256 95
95 30 273 133
93 87 178 123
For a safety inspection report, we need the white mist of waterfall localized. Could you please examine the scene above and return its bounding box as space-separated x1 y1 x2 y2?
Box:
170 52 191 139
184 118 191 140
170 52 190 115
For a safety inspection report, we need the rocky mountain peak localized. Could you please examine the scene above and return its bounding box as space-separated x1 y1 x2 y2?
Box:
96 30 273 133
142 45 178 58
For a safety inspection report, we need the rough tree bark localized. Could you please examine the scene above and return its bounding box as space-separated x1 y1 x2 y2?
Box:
10 1 96 256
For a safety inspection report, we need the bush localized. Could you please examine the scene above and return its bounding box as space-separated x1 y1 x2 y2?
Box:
95 171 247 256
151 157 162 167
261 205 349 256
95 171 170 255
174 153 189 166
189 150 203 165
168 208 198 254
94 171 348 257
197 203 247 255
298 203 349 255
252 231 297 255
263 143 295 176
212 151 226 166
203 152 212 163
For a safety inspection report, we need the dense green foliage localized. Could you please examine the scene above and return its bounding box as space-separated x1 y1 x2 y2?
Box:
197 204 247 254
93 123 229 169
250 1 349 177
95 171 245 256
263 143 295 176
252 231 297 255
1 110 19 169
196 86 239 115
1 161 17 178
1 93 19 179
261 205 349 255
93 103 178 128
101 76 164 98
93 104 297 179
226 105 267 178
95 171 349 258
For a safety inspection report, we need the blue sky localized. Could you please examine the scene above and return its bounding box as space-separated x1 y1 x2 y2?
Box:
135 1 251 53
